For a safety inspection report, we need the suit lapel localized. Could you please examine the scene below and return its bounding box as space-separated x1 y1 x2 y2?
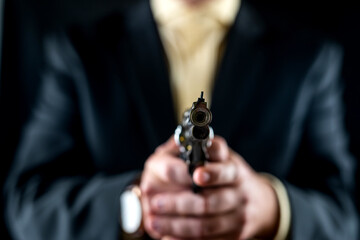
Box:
122 0 177 151
211 1 266 145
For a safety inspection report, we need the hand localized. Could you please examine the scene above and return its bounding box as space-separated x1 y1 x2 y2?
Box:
140 136 280 240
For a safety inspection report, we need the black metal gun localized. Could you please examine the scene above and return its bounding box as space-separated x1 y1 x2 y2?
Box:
174 92 214 192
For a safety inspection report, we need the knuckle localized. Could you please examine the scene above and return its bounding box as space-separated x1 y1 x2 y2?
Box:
145 154 156 168
221 189 237 211
203 218 221 236
222 163 238 183
186 220 202 237
182 194 205 215
206 194 219 214
140 181 153 195
155 144 166 153
164 165 175 182
178 193 197 215
144 157 151 169
164 195 175 214
143 219 153 235
174 196 182 214
140 172 155 195
197 195 207 215
215 136 227 148
172 218 203 237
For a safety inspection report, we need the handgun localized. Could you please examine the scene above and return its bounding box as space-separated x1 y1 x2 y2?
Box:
174 92 214 193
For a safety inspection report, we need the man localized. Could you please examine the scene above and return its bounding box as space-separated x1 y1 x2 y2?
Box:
4 0 358 239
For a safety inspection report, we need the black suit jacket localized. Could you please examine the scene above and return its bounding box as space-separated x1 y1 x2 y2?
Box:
5 0 358 239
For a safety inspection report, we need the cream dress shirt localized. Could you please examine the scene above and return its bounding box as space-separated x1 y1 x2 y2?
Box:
150 0 290 239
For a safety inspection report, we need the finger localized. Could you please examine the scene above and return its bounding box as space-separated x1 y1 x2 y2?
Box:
150 187 239 216
161 237 182 240
193 160 240 187
140 164 190 195
155 136 180 156
144 154 192 187
145 210 242 238
208 136 229 162
150 191 205 216
162 234 240 240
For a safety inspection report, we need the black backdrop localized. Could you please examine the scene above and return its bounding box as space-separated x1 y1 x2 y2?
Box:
1 0 359 239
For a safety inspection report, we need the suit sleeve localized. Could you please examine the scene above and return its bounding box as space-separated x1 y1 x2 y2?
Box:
4 32 139 240
284 43 358 240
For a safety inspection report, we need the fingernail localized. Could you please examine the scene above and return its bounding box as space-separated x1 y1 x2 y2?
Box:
200 171 210 183
156 198 164 211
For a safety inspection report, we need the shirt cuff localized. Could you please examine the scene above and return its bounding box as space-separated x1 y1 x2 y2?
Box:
262 174 291 240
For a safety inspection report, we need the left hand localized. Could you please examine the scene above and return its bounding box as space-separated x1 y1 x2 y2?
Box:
143 136 280 240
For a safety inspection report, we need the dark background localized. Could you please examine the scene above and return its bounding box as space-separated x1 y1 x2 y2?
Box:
1 0 359 239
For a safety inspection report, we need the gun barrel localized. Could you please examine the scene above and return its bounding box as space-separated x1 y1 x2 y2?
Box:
174 91 214 193
190 106 212 127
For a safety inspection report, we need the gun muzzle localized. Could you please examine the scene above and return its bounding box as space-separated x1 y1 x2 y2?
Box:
190 107 212 127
